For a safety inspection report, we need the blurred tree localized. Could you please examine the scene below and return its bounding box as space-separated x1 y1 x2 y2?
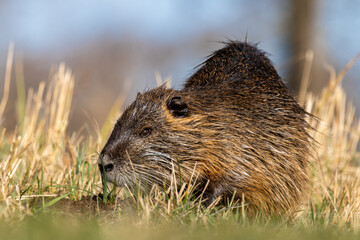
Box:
288 0 315 93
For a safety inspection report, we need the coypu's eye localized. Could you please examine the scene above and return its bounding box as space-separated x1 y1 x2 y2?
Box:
139 127 152 138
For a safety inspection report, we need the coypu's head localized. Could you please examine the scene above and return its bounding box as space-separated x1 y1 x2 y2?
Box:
98 85 202 190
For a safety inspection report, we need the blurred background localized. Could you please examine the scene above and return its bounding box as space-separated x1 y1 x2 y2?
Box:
0 0 359 132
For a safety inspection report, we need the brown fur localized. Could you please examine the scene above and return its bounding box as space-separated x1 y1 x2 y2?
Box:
98 41 313 215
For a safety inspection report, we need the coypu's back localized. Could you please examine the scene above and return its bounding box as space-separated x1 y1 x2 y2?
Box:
186 41 284 90
182 41 312 214
98 40 313 216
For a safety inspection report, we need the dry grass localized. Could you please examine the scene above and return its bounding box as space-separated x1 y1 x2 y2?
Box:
0 45 359 233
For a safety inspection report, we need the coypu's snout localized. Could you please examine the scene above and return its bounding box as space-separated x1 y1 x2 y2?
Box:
98 163 114 173
97 154 114 174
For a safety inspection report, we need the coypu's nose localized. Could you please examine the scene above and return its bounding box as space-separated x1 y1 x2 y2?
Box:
98 163 114 173
98 153 114 173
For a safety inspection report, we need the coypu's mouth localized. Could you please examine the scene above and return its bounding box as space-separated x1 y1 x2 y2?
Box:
99 166 142 188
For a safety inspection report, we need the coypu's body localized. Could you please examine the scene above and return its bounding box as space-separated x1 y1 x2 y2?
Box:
98 41 313 215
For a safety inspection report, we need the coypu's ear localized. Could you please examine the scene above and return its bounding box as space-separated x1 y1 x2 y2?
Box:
167 96 188 117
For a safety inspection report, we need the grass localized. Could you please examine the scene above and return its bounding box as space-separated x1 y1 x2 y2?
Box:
0 45 360 239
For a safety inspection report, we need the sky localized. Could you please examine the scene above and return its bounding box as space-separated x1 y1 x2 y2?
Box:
0 0 359 122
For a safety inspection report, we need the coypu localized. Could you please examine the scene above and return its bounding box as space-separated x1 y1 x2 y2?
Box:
98 41 313 215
